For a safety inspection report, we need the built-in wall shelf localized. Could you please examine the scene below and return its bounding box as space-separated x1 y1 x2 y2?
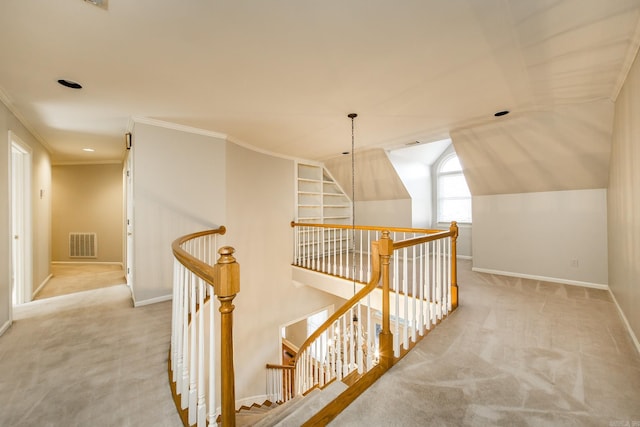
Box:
296 162 351 225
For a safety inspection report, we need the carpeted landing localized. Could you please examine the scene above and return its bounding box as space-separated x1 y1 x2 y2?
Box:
34 263 126 300
331 261 640 426
0 260 639 426
0 285 181 427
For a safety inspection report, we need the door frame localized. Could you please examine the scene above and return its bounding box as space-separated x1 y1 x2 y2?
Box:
123 141 134 290
9 131 33 305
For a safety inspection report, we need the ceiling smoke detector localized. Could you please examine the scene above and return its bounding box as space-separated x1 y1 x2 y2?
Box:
84 0 108 10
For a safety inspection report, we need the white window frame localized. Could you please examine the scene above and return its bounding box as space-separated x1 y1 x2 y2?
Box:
436 153 472 224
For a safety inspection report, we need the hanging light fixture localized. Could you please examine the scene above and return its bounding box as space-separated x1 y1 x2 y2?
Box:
348 113 357 296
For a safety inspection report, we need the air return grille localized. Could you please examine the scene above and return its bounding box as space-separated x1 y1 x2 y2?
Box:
69 232 97 258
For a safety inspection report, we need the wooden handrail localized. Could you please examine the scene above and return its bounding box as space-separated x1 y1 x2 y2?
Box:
170 225 238 427
290 221 444 235
392 229 454 250
292 239 383 368
171 225 226 286
266 364 296 370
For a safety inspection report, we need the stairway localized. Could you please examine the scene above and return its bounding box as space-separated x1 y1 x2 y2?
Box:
234 401 282 427
249 381 349 427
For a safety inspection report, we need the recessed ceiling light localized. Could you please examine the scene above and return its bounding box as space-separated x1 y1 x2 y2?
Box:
494 110 510 117
82 148 95 152
58 79 83 89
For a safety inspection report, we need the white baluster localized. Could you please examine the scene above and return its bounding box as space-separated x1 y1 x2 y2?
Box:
207 282 216 424
181 269 190 407
197 279 206 426
402 247 409 350
411 245 417 344
419 243 425 336
356 304 363 374
447 236 452 312
188 272 197 425
394 249 400 357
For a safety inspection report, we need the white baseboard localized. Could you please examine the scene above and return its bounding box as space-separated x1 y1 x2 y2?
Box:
608 289 640 355
133 294 172 307
471 267 609 290
32 273 53 299
52 261 124 266
457 255 472 260
0 319 11 337
235 394 269 410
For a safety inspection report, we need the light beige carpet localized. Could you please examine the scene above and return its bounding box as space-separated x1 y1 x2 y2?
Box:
1 261 639 426
1 285 181 427
331 260 640 426
34 263 126 300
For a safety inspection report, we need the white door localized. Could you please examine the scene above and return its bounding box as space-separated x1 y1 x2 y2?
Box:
10 133 32 305
124 145 134 288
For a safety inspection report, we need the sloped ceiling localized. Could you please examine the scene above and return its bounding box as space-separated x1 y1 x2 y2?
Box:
0 0 639 183
452 100 614 195
325 149 410 201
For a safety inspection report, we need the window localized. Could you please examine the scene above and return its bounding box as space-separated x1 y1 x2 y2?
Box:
437 154 471 223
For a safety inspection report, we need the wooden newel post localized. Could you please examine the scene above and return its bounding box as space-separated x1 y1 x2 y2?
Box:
449 221 458 309
214 246 240 427
378 231 394 370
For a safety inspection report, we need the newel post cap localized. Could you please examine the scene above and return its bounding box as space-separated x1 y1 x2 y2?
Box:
214 246 240 297
379 230 394 256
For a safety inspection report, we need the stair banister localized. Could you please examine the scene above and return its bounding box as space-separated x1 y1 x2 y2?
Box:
378 230 394 369
170 226 239 427
214 247 240 427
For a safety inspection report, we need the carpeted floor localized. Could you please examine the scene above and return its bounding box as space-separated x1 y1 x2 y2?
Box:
331 260 640 426
1 260 639 426
34 263 126 300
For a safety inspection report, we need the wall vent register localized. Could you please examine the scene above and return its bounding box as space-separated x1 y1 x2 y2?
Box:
69 232 97 258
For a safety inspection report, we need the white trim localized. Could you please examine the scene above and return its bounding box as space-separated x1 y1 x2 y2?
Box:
131 116 309 163
32 273 53 299
611 11 640 102
608 289 640 355
471 267 609 290
133 293 172 307
52 159 123 166
457 255 472 260
51 261 124 266
226 135 302 162
131 117 228 139
0 88 52 154
0 319 11 337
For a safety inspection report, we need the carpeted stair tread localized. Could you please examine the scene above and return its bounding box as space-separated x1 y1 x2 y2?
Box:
252 381 348 427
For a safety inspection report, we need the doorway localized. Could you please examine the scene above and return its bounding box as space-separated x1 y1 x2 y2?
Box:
9 132 32 305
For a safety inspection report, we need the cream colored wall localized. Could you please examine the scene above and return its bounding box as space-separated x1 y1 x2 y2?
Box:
285 319 308 348
131 123 226 304
609 49 640 348
387 151 432 228
355 199 412 228
473 189 608 287
225 142 348 401
52 164 123 263
0 101 51 332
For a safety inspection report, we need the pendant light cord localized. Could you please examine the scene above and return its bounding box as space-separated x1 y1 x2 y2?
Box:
348 113 357 296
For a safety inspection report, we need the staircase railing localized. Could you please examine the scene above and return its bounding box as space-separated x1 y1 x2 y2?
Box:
269 222 458 424
169 226 239 427
291 221 447 284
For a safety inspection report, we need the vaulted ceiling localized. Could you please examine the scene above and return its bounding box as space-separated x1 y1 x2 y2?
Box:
1 0 639 189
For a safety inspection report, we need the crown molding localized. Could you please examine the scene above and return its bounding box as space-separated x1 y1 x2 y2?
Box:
0 86 53 154
130 116 228 139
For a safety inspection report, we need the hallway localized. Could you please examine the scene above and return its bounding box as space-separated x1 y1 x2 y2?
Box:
0 261 638 426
